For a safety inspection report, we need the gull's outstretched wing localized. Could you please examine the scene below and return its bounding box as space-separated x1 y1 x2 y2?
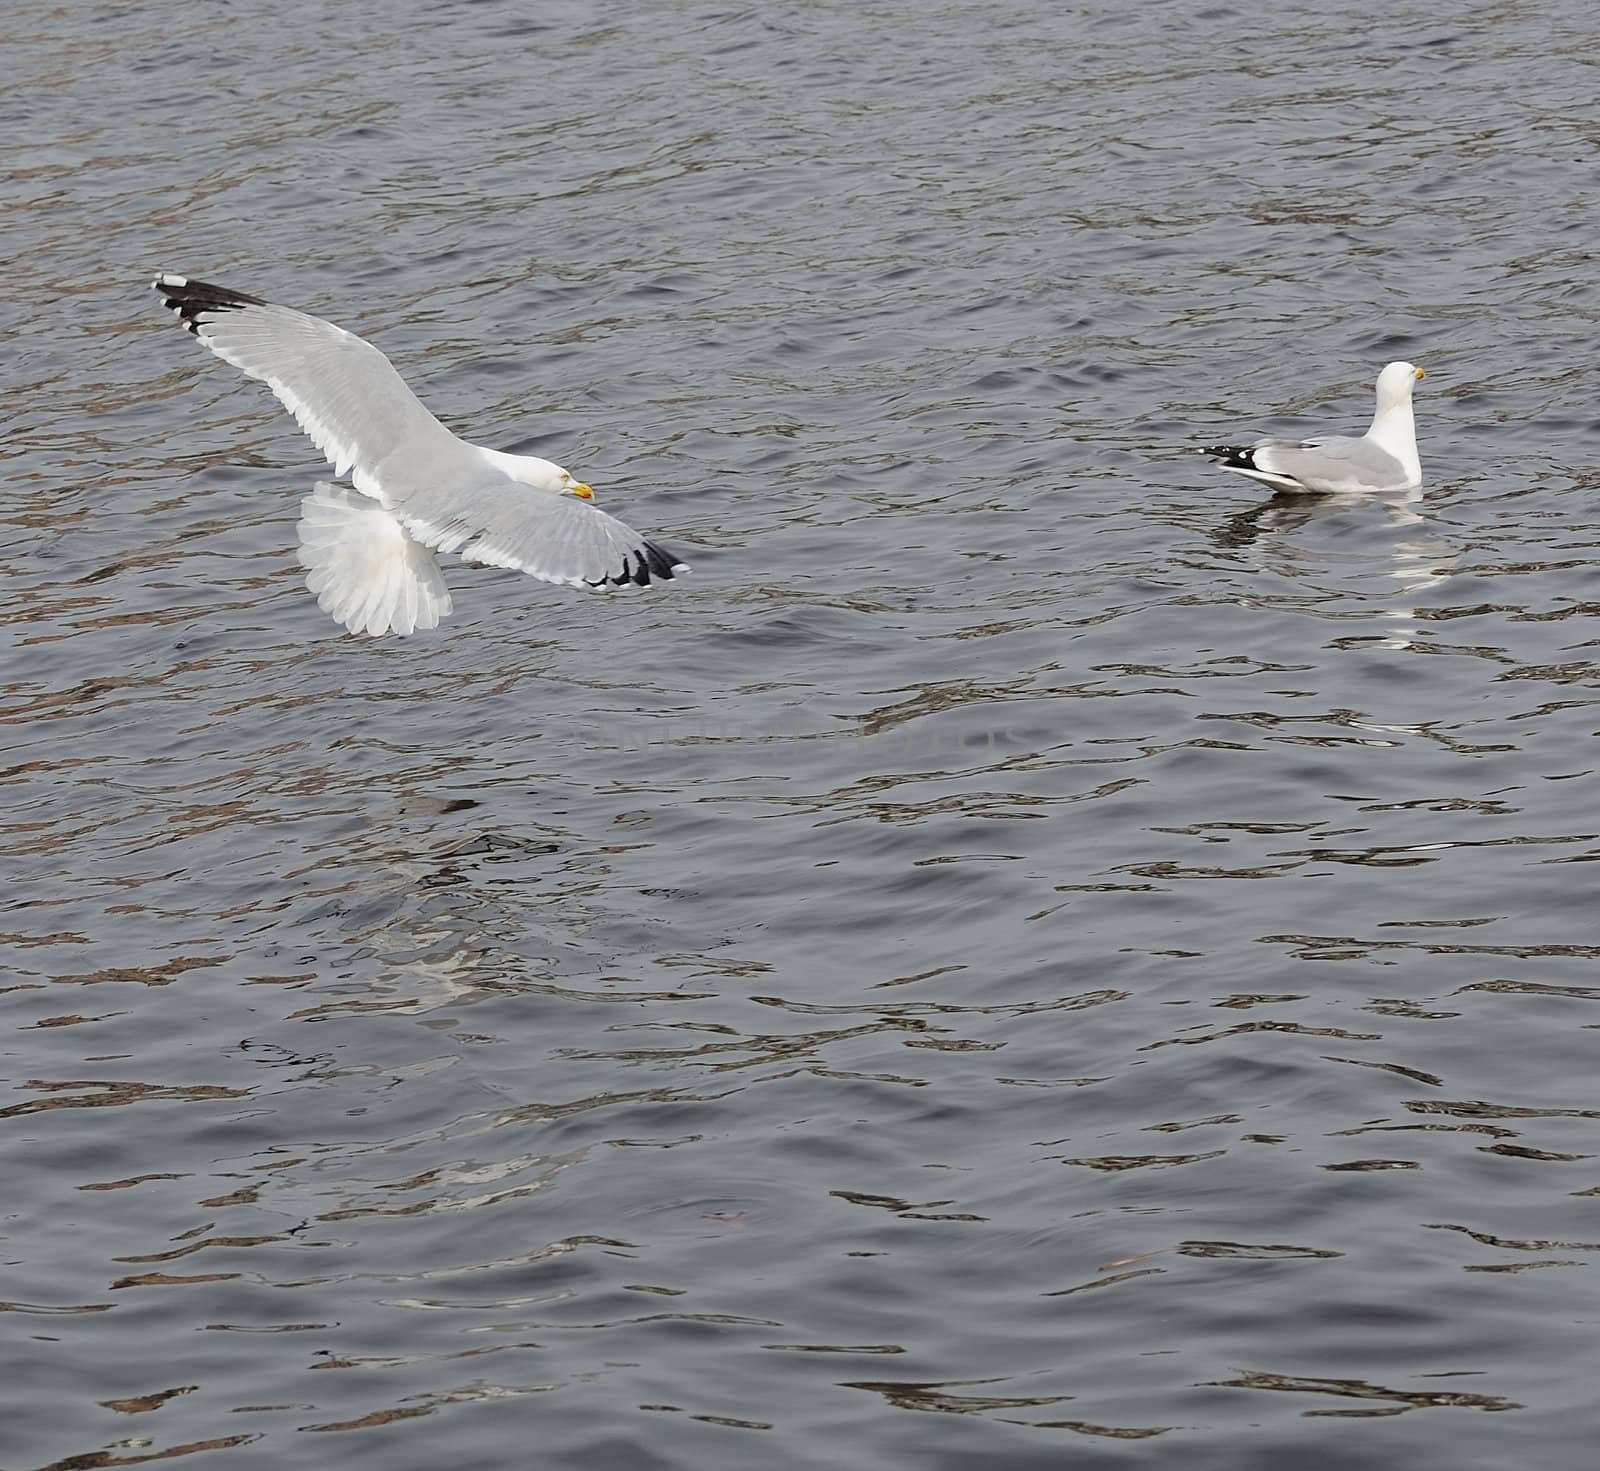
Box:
152 273 463 496
394 475 687 589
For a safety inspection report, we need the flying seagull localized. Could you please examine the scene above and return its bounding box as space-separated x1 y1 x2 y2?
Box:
1199 361 1425 494
152 274 687 635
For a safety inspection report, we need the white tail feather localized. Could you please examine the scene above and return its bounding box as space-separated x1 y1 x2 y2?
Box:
296 483 451 636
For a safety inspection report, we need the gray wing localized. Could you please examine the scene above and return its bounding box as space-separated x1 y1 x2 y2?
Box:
152 273 467 495
1250 434 1410 493
396 474 688 588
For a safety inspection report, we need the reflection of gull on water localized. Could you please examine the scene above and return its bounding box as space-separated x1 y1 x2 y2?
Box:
1211 486 1457 652
1200 362 1425 495
152 274 688 637
1377 488 1455 649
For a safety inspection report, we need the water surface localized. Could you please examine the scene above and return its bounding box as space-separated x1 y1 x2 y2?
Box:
6 2 1600 1467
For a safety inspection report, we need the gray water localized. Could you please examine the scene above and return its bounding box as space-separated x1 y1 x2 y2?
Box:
6 1 1600 1467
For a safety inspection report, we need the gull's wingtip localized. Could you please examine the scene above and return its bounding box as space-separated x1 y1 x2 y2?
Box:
151 274 272 334
638 539 687 587
577 540 692 591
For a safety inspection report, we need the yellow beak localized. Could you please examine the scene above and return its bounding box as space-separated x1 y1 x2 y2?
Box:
569 483 595 500
1414 367 1425 380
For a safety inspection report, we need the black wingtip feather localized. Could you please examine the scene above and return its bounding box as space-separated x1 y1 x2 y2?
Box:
642 541 678 580
151 274 270 334
593 540 682 589
1199 444 1258 471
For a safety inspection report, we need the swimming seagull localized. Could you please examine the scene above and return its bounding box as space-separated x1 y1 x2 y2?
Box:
151 274 687 636
1199 361 1425 495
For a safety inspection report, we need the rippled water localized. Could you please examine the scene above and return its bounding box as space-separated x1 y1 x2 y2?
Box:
7 1 1600 1467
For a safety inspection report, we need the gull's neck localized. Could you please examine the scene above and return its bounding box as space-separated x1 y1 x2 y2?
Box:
479 445 565 488
1366 396 1420 486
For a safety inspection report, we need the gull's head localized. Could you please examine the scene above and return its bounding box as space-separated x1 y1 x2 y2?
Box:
1374 360 1424 412
509 455 593 498
473 448 595 497
1377 360 1424 403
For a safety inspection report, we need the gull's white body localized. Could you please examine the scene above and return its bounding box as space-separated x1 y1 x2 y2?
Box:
152 274 686 635
1200 361 1425 495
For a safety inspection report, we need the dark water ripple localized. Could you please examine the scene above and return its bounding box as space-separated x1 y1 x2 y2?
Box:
6 0 1600 1467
